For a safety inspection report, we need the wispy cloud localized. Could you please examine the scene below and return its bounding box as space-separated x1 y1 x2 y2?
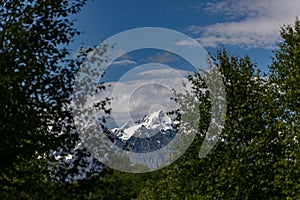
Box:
188 0 300 49
96 67 192 127
176 39 199 47
111 60 137 66
137 68 191 78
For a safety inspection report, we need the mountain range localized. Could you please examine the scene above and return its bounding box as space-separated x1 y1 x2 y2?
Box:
51 109 176 182
105 109 176 153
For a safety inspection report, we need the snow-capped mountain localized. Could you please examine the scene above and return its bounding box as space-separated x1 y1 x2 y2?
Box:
111 109 173 140
106 109 176 153
50 109 176 182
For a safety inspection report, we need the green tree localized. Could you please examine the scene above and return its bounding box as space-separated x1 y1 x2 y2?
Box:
137 19 300 199
0 0 88 198
267 18 300 198
138 51 267 199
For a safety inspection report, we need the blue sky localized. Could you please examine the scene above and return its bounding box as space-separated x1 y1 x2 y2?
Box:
71 0 300 72
71 0 300 128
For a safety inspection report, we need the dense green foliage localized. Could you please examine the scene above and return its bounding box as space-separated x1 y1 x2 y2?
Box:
0 0 88 198
1 0 299 198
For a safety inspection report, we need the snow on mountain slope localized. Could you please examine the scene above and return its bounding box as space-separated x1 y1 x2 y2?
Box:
111 109 173 140
106 109 176 153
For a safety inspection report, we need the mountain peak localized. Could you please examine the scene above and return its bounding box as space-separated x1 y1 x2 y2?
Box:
112 109 173 140
144 109 172 128
150 109 165 118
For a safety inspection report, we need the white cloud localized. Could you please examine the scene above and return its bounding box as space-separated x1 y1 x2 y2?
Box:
176 39 199 47
111 60 137 66
136 68 192 79
95 68 193 127
191 0 300 48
